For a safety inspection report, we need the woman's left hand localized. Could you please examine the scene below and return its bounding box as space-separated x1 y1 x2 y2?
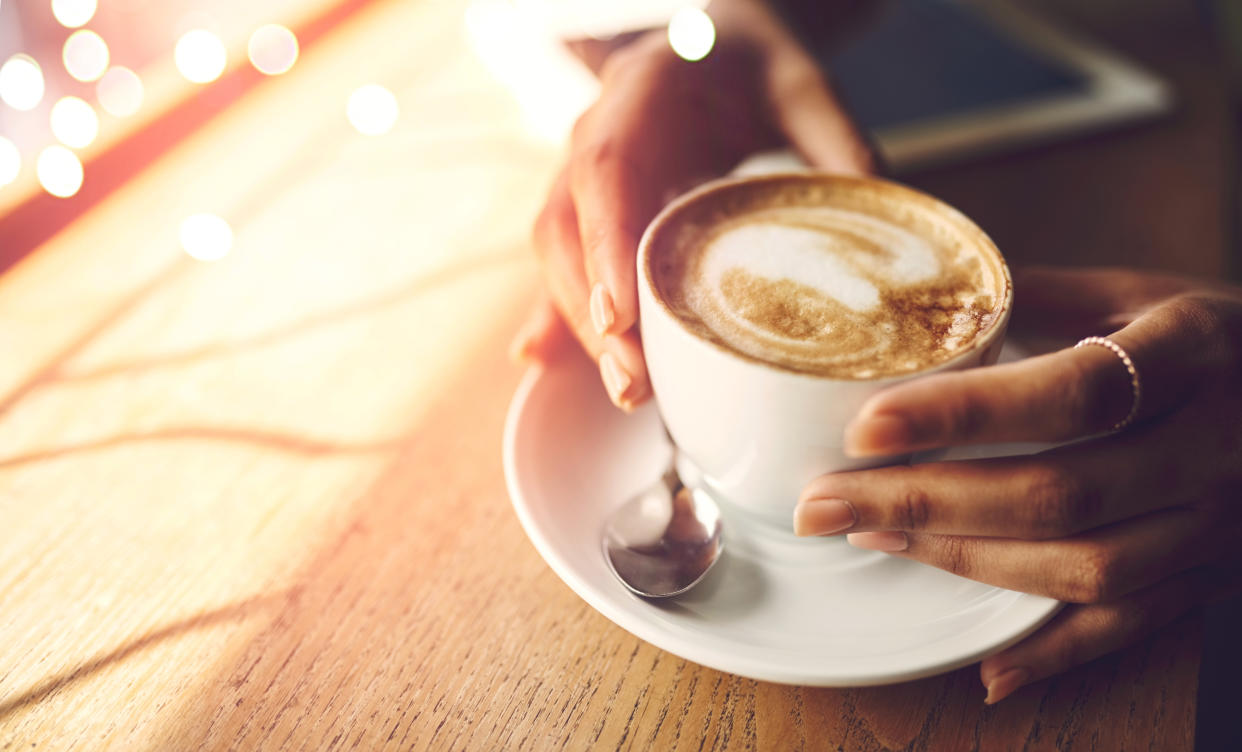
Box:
793 266 1242 703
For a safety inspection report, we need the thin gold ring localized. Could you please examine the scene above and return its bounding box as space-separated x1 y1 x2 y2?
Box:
1074 336 1142 431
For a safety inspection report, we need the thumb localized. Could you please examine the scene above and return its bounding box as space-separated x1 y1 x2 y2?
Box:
1010 266 1195 338
766 55 877 176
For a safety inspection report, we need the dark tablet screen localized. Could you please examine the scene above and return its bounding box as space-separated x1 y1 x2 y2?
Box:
823 0 1090 130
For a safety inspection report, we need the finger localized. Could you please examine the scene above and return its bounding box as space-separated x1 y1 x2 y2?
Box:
1011 266 1242 338
599 331 651 412
766 55 876 176
798 395 1235 539
844 505 1229 604
509 296 572 364
977 563 1224 704
567 125 656 341
533 171 652 409
533 172 605 354
844 295 1236 456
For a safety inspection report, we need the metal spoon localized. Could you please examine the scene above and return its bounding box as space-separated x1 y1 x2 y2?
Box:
603 454 724 598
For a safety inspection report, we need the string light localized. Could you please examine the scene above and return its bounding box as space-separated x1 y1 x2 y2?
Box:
52 0 98 28
667 7 715 61
179 213 233 261
63 29 110 82
347 84 398 136
50 96 99 148
248 24 298 76
0 55 45 111
96 66 143 117
37 145 84 198
175 30 227 84
0 136 19 188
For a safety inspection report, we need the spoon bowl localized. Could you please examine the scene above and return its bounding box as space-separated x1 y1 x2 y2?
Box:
603 461 724 598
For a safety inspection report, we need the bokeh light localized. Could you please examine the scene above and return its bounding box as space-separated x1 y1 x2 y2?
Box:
52 0 98 28
63 29 110 82
50 96 99 148
248 24 298 76
179 213 233 261
0 136 20 188
37 145 84 198
96 66 144 117
175 30 227 84
347 84 398 136
667 7 715 62
0 55 46 111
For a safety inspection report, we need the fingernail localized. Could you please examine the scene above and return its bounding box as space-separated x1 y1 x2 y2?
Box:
589 283 616 335
984 667 1030 705
846 531 908 552
793 499 856 536
599 352 632 408
844 414 913 457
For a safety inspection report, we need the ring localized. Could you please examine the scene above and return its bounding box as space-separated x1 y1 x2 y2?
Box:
1074 336 1142 431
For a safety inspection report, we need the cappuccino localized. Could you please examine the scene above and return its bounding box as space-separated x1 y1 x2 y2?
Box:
645 175 1008 379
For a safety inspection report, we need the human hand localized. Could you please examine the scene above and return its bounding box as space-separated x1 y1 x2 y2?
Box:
792 266 1242 703
514 1 875 409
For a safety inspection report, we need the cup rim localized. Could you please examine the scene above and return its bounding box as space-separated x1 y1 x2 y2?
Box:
637 172 1014 385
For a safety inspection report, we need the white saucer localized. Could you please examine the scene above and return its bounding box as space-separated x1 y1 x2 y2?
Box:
503 345 1062 686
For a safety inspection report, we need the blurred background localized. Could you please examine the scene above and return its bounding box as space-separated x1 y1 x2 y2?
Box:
0 0 1240 747
0 0 1238 273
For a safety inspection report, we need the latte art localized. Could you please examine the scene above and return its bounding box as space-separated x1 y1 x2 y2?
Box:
647 177 1007 379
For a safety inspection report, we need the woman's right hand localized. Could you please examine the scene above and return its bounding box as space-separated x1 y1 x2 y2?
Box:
515 0 876 410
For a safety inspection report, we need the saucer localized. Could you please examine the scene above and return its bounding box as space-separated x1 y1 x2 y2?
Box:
502 344 1062 686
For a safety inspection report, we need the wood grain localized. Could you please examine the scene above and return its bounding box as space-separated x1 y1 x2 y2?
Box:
0 0 1218 749
4 330 1196 751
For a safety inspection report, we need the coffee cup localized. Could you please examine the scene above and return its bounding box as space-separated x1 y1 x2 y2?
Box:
637 173 1011 527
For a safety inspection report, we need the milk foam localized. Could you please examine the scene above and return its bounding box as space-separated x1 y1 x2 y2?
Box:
702 221 883 314
650 180 1006 379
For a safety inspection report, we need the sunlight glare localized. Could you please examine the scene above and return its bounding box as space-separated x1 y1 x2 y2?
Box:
0 136 19 188
52 0 98 28
175 29 227 84
96 66 144 116
346 84 398 136
37 145 84 198
50 96 99 148
463 1 600 143
63 29 110 82
667 7 715 61
248 24 298 76
0 55 45 111
180 213 233 261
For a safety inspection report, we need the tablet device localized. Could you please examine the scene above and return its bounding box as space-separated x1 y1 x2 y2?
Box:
497 0 1173 172
820 0 1171 171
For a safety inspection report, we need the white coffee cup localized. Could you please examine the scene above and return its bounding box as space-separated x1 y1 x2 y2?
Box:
636 173 1012 527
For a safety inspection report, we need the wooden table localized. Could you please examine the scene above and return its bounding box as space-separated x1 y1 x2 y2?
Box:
0 0 1226 749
